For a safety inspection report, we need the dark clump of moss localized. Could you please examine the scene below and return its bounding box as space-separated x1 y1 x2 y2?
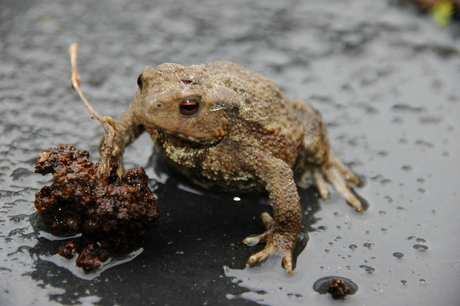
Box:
34 144 160 270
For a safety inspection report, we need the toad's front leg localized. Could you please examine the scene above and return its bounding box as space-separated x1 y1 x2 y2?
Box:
240 148 302 274
99 107 145 176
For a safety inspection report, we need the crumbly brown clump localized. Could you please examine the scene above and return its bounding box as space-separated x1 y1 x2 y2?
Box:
327 278 352 300
76 243 109 271
34 144 160 270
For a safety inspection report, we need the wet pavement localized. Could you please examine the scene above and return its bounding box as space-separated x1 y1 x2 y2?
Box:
1 0 460 305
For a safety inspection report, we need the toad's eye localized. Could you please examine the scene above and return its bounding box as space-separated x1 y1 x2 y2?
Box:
137 74 143 90
179 98 200 116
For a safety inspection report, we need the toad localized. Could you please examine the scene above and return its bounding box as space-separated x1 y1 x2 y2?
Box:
107 61 363 274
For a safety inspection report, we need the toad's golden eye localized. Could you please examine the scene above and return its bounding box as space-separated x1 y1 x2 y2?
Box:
137 74 143 90
179 98 200 116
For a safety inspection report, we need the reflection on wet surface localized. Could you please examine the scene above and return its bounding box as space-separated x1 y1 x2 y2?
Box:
1 0 460 305
38 248 144 281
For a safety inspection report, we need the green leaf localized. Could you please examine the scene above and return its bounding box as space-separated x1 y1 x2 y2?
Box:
430 0 454 27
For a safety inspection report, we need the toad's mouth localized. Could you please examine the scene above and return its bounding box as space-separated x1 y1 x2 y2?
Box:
148 127 225 146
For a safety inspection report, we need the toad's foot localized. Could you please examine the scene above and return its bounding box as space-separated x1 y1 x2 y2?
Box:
243 212 298 274
301 151 363 212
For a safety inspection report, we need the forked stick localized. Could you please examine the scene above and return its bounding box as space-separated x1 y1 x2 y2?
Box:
69 43 116 177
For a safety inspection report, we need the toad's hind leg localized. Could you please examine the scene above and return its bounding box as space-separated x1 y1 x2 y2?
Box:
294 98 363 212
303 151 363 212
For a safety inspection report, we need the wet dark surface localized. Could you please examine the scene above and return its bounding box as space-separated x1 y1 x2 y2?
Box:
1 0 460 305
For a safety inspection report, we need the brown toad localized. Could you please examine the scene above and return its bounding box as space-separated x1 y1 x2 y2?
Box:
108 61 363 274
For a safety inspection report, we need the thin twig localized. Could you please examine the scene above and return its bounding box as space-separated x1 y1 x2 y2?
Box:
69 43 116 177
69 43 99 120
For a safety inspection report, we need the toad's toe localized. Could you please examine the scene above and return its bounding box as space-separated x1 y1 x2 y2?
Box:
313 168 331 200
243 213 298 274
330 151 360 185
323 166 363 212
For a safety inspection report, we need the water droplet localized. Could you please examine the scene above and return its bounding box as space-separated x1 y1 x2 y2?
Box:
413 244 429 251
349 244 357 251
371 174 392 184
379 210 387 215
317 226 327 231
416 238 426 243
381 228 387 233
401 165 413 171
233 197 241 201
401 280 407 285
359 265 375 273
325 249 330 253
420 116 442 124
392 103 426 112
256 290 267 295
363 243 374 249
414 139 434 148
407 236 416 240
393 252 404 259
399 137 408 143
313 276 358 299
420 278 426 283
